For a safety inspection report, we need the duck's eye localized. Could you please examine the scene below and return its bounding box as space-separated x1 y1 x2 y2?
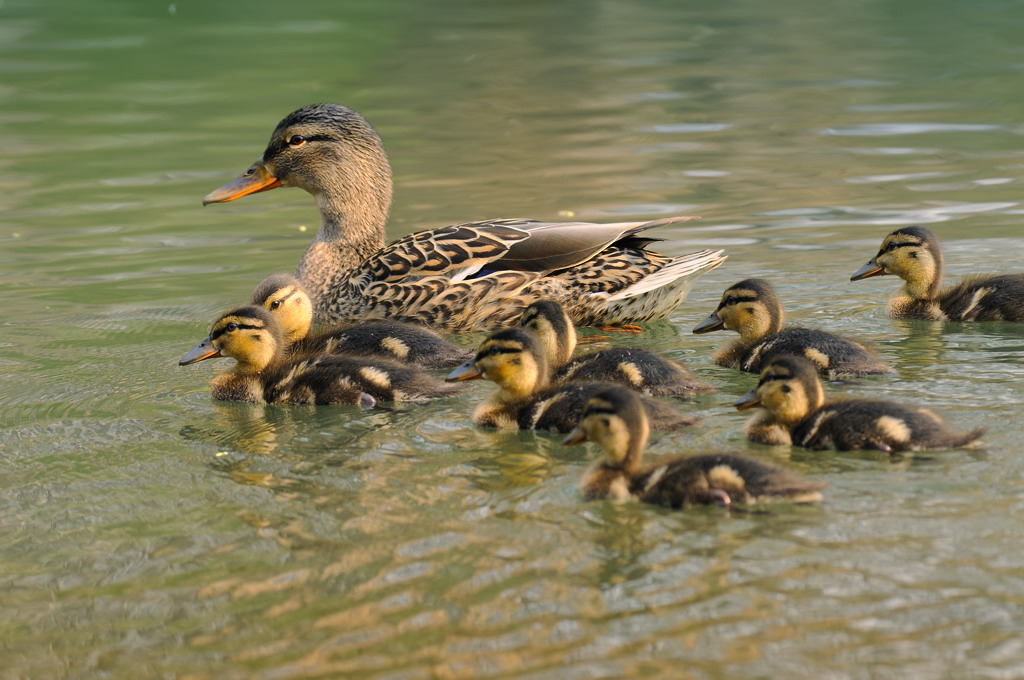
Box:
488 345 501 356
226 322 238 332
269 299 283 311
725 295 736 305
886 241 897 252
288 134 306 147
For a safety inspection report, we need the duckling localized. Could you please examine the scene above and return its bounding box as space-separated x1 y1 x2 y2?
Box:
734 355 984 452
851 225 1024 321
203 103 726 331
520 300 714 397
251 273 471 368
445 328 698 432
179 306 461 404
565 386 824 507
693 278 892 377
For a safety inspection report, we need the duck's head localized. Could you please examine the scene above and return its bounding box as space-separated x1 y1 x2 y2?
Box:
250 273 314 345
180 305 284 373
851 226 943 299
734 355 824 425
203 103 393 213
446 328 549 398
564 386 649 469
520 300 577 368
693 278 783 341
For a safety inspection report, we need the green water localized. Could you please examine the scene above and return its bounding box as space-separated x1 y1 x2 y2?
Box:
4 0 1024 677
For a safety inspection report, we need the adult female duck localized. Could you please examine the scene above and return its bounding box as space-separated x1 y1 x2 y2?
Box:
204 103 726 331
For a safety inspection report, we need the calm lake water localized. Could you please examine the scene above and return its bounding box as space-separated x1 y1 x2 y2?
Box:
4 0 1024 677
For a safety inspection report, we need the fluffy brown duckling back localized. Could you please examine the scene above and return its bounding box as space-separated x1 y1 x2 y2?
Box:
446 327 697 432
565 386 823 507
251 273 471 368
180 305 461 404
693 278 892 377
734 355 984 453
521 300 713 397
851 225 1024 321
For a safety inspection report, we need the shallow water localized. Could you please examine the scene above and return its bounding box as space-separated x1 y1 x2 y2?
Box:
3 0 1024 677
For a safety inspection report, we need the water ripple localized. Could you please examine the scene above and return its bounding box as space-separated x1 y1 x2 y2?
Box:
823 123 1002 136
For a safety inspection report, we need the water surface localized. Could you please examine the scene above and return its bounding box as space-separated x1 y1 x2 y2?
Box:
3 0 1024 677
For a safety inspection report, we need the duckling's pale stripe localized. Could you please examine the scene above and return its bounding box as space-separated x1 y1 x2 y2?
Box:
875 416 911 444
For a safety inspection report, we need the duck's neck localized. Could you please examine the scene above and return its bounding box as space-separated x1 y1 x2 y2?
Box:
296 179 392 306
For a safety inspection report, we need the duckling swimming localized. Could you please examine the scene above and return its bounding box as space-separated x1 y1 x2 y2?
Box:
734 355 984 452
520 300 714 397
180 306 461 404
851 225 1024 321
251 273 471 368
445 327 697 432
693 278 892 377
565 386 824 507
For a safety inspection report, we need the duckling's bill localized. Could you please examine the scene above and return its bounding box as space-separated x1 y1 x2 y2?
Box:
445 360 483 382
734 389 761 410
692 309 724 334
203 161 282 205
851 257 885 281
563 426 588 446
179 336 222 366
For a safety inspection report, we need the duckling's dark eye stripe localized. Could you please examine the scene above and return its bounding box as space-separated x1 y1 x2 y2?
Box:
719 295 758 309
757 372 789 387
273 289 300 304
475 345 519 359
211 322 263 340
878 240 918 255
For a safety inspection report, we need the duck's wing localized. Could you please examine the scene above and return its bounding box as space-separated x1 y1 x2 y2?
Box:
351 221 532 287
498 216 699 272
351 216 700 286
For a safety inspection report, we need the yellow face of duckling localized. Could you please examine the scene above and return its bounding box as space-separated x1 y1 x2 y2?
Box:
251 275 314 345
851 226 943 299
565 389 649 469
735 355 825 425
446 328 549 400
693 279 783 342
180 306 284 374
520 300 577 368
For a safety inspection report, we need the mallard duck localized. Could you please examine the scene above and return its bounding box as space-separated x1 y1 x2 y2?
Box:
851 225 1024 321
520 300 714 397
445 327 698 432
692 278 892 377
565 386 824 507
250 273 471 368
734 355 984 452
203 103 727 331
179 306 461 404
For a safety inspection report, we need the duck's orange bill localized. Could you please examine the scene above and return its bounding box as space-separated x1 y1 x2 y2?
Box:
180 336 222 366
203 161 282 205
445 361 483 382
733 389 762 410
850 257 885 281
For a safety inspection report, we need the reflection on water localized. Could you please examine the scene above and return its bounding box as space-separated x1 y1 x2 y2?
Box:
4 0 1024 677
